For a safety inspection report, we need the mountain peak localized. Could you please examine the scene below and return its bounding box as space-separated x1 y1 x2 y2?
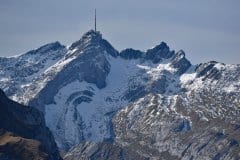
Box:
171 50 191 74
82 30 102 39
24 41 65 56
68 30 118 57
145 41 175 63
80 30 103 45
69 30 102 50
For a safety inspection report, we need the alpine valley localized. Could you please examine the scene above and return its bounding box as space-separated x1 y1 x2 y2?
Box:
0 30 239 160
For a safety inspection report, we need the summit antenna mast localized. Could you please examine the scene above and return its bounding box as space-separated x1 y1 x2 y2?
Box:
94 9 96 32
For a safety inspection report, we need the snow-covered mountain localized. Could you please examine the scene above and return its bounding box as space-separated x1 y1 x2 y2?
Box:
0 30 239 159
0 42 67 99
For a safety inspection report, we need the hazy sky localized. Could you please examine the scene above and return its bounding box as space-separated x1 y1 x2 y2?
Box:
0 0 239 64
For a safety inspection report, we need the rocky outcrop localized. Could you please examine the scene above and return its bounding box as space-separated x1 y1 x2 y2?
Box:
170 50 191 75
0 89 61 160
145 42 175 63
120 48 143 59
64 142 144 160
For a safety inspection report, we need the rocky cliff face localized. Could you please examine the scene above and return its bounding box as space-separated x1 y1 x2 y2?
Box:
0 30 239 159
0 89 61 160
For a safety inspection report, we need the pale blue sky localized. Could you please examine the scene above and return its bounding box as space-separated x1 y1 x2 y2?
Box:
0 0 239 64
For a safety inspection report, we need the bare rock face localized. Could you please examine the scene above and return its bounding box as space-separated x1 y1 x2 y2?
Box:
0 89 61 160
170 50 191 75
145 42 175 63
0 131 49 160
120 48 143 59
63 142 144 160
